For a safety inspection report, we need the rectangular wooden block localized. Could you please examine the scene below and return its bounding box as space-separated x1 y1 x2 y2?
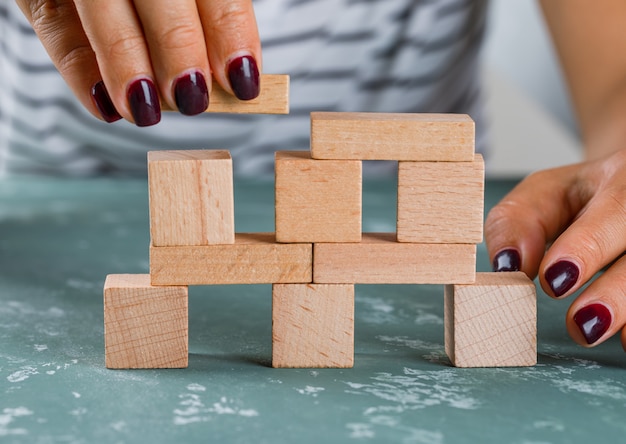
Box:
162 74 289 114
272 283 354 368
444 272 537 368
148 150 235 247
313 233 476 284
310 112 475 161
104 274 188 369
150 233 312 285
397 155 485 243
275 151 362 243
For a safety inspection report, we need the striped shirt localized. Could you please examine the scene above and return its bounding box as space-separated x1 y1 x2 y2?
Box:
0 0 488 177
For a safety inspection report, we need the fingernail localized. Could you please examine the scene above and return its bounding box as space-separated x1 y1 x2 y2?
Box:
227 55 260 100
91 81 121 123
127 78 161 127
492 248 521 272
545 260 580 297
174 71 209 116
574 303 611 344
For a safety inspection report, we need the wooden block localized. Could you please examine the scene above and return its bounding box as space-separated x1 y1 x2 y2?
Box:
275 151 362 243
104 274 188 369
313 233 475 284
444 272 537 368
162 74 289 114
397 155 485 243
150 233 312 285
272 284 354 368
310 112 475 161
148 150 234 247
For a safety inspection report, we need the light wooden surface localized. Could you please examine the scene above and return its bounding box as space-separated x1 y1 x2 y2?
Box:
310 112 475 161
275 151 362 243
150 233 312 285
397 155 485 243
444 272 537 368
162 74 290 114
103 274 188 369
313 233 476 284
148 150 235 247
272 283 354 368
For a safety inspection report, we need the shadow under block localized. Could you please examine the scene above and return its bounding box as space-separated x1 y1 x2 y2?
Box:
275 151 362 243
313 233 476 284
150 233 312 285
272 284 354 368
310 112 475 161
104 274 188 369
148 150 235 247
397 155 485 243
444 272 537 368
162 74 290 114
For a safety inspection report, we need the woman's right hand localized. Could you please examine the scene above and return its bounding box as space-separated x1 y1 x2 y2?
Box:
16 0 262 126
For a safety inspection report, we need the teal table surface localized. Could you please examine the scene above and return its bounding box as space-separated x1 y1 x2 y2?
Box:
1 176 625 444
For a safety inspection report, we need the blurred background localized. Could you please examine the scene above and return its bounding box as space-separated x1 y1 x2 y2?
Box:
483 0 582 178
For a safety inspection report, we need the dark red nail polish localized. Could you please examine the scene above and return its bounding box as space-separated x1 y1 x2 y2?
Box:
227 55 260 101
91 81 121 123
545 260 579 297
127 78 161 127
574 303 611 344
493 248 521 272
174 71 209 116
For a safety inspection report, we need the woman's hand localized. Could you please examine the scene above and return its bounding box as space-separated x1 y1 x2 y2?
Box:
485 149 626 349
16 0 262 126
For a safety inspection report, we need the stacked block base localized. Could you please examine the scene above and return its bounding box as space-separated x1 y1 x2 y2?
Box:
104 274 188 369
444 272 537 368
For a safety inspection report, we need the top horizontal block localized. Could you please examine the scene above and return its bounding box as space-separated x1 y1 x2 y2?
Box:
163 74 289 114
310 112 474 161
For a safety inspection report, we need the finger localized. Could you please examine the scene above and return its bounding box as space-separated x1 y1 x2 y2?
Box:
15 0 121 122
198 0 262 100
539 152 626 298
74 0 160 126
485 164 582 279
133 0 210 115
565 253 626 347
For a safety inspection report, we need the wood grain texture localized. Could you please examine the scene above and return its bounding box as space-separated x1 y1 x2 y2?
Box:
444 272 537 368
275 151 362 243
148 150 235 247
397 155 485 243
104 274 188 369
272 283 354 368
310 112 475 161
150 233 312 285
313 233 476 284
162 74 289 114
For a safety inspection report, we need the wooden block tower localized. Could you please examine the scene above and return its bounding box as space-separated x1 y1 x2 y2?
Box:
103 77 536 369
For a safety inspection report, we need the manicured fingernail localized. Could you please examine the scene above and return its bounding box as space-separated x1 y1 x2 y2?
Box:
492 248 521 272
127 78 161 127
574 303 611 344
545 260 579 297
174 71 209 116
91 81 121 123
227 55 260 100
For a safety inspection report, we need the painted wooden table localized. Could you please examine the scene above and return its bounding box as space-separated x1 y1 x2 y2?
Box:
1 176 625 443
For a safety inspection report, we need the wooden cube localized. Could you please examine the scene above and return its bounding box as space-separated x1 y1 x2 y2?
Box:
148 150 234 246
104 274 188 369
313 233 476 284
311 112 475 161
272 283 354 368
275 151 362 243
150 233 312 285
444 272 537 368
397 155 484 243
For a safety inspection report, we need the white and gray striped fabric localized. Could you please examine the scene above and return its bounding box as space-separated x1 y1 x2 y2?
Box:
0 0 488 177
